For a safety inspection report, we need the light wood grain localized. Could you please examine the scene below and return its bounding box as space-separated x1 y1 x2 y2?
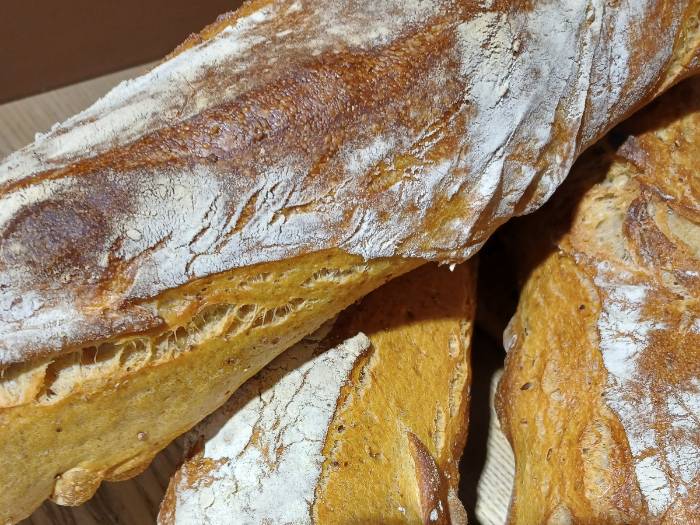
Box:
474 371 515 525
1 66 514 525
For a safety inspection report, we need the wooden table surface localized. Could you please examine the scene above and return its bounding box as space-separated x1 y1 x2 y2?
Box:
0 66 514 525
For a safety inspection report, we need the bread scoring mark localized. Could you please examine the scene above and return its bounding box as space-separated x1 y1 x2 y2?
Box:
168 331 369 524
0 0 693 365
408 433 451 525
0 3 456 364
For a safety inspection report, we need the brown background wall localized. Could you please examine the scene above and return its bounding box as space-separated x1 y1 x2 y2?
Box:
0 1 243 104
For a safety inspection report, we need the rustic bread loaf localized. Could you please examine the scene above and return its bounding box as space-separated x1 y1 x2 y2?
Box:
497 77 700 524
1 0 700 521
157 263 474 525
1 251 417 524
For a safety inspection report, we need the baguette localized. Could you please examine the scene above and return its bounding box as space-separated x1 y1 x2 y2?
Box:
1 1 699 521
158 262 474 525
2 251 417 524
497 77 700 524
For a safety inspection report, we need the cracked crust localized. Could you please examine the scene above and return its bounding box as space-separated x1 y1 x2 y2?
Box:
1 0 699 521
1 0 699 365
158 262 475 524
497 77 700 524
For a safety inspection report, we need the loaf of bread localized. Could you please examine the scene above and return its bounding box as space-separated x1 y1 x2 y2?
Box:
497 77 700 524
1 0 699 521
158 263 474 524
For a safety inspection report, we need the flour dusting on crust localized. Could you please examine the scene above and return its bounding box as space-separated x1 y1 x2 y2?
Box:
0 0 695 364
594 265 699 515
586 97 700 516
169 331 369 524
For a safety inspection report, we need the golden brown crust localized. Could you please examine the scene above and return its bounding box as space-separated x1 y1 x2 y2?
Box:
1 0 698 366
498 77 700 524
0 1 699 521
0 250 418 524
313 263 475 524
497 252 646 523
159 262 475 524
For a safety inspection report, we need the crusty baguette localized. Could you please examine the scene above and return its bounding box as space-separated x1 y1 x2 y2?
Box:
1 251 418 524
1 1 700 522
497 77 700 524
157 262 474 525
